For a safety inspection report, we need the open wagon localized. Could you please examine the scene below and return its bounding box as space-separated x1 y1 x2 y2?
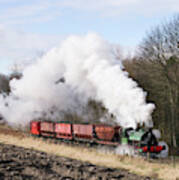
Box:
40 121 55 137
73 124 94 141
55 123 73 140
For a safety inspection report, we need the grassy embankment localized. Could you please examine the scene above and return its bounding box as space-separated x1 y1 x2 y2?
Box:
0 124 178 180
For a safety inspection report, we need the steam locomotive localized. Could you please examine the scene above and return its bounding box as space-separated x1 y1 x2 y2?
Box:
30 121 166 156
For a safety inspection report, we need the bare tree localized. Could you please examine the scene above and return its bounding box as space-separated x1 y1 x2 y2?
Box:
137 15 179 148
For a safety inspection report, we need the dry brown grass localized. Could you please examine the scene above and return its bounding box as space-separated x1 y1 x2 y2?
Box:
0 125 178 180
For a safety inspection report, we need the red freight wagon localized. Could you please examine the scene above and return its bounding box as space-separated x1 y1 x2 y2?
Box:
95 125 120 141
30 121 41 135
73 124 94 139
55 123 73 140
40 121 55 137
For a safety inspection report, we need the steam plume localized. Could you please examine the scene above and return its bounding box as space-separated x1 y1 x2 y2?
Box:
0 34 154 128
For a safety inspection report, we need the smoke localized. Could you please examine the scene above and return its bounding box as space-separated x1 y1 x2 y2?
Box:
152 129 161 139
115 145 137 156
0 33 154 128
157 141 169 158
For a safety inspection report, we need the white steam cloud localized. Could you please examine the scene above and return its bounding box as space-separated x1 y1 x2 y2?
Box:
0 33 154 128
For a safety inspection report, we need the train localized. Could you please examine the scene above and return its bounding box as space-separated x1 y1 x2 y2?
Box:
30 120 166 156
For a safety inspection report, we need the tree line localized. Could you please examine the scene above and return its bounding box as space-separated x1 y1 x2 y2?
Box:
123 15 179 149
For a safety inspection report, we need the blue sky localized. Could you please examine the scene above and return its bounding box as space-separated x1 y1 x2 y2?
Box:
0 0 178 74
